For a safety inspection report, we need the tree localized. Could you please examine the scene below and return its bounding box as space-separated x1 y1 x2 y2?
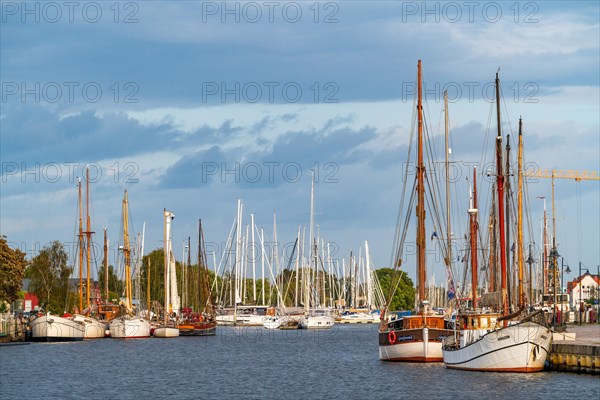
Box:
97 265 124 302
0 237 27 304
376 268 416 311
28 241 72 314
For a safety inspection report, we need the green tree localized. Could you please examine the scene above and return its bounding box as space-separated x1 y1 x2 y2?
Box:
0 237 27 303
97 265 124 302
376 268 416 311
28 241 72 314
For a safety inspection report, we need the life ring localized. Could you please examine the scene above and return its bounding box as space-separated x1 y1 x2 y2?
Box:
388 331 397 344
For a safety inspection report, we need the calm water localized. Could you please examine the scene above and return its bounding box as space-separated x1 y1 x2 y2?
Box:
1 325 598 399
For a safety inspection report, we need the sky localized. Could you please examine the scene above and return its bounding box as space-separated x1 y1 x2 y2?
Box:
1 0 599 288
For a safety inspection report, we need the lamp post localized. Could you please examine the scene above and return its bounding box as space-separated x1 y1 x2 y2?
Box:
549 246 559 329
561 257 570 325
578 263 590 325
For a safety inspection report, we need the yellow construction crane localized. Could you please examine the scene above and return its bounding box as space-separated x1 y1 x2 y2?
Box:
525 169 599 181
525 168 599 307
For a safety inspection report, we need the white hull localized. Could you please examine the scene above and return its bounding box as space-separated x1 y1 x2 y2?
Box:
72 315 106 339
379 327 444 362
216 314 265 326
109 317 151 339
263 317 281 329
30 314 85 342
153 326 180 338
337 313 379 324
442 321 552 372
300 315 335 329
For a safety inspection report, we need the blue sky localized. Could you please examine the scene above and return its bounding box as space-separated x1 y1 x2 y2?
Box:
1 1 599 287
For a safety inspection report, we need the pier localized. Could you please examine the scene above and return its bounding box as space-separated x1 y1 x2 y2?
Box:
547 324 600 374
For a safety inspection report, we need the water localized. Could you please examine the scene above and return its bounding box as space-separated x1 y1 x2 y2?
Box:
1 325 598 399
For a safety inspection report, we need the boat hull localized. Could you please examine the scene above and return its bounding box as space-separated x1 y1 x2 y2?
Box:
153 326 180 338
442 321 552 372
109 317 151 339
30 314 85 342
299 315 335 329
337 313 379 324
179 322 217 336
216 314 264 326
72 315 106 339
379 327 452 362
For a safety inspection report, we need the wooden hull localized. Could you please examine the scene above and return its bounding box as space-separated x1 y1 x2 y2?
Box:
179 322 217 336
379 327 453 362
30 314 84 342
379 315 453 362
109 317 151 339
442 321 552 372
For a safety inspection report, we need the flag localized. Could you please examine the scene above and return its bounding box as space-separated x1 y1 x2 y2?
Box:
447 283 455 300
431 231 438 241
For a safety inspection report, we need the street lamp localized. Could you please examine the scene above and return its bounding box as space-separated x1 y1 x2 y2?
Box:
578 262 590 325
561 257 570 325
549 247 560 329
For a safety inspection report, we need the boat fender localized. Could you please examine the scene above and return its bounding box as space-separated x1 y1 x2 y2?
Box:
388 331 397 344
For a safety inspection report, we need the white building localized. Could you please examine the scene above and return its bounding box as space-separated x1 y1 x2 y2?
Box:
568 272 599 311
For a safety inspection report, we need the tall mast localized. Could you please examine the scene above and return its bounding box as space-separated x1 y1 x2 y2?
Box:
542 199 548 294
147 258 151 319
495 71 509 319
85 167 92 308
122 190 132 309
444 90 453 303
198 219 205 313
416 59 426 307
184 236 192 307
163 208 168 324
517 118 524 307
551 171 558 316
505 135 512 309
104 228 109 304
251 214 256 303
469 167 479 309
308 171 315 314
489 183 497 292
78 179 84 312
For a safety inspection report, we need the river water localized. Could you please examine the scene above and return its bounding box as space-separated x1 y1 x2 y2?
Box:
1 325 597 399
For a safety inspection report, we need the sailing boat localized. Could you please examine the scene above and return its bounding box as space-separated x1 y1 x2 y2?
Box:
71 166 106 339
379 60 453 361
179 220 217 336
441 74 552 372
154 209 180 338
299 171 335 330
109 190 151 339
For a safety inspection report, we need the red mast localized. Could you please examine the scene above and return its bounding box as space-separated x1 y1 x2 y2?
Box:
469 167 479 310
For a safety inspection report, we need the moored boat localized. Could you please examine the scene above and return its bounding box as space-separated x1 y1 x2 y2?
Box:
30 313 85 342
378 61 454 362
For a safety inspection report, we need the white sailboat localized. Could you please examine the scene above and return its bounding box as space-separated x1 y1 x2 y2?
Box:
109 190 151 339
30 313 85 342
154 209 180 338
299 172 335 330
72 167 106 339
441 76 552 372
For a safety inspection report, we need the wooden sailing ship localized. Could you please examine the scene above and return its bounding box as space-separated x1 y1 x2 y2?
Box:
379 60 453 362
109 190 151 339
179 219 217 336
441 73 552 372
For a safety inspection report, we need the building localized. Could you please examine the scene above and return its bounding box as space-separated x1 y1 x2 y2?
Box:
567 272 599 311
